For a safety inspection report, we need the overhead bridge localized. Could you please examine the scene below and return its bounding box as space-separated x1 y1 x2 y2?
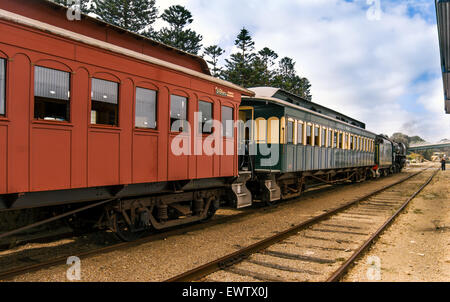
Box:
409 142 450 152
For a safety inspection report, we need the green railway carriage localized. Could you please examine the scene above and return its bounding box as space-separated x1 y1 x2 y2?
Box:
238 88 378 204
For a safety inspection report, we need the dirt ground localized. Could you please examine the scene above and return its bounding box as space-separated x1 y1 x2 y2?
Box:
3 169 420 282
343 168 450 282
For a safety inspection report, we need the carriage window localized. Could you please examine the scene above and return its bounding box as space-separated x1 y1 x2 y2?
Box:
339 133 344 149
328 130 333 148
222 106 234 138
199 101 213 134
170 95 188 132
0 59 5 116
256 118 267 142
34 66 70 121
297 123 304 145
334 132 338 148
306 125 312 145
135 87 157 129
321 128 326 146
91 78 119 126
286 121 294 144
314 126 320 146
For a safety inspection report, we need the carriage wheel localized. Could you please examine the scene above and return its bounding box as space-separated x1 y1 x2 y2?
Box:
202 198 218 222
111 211 148 242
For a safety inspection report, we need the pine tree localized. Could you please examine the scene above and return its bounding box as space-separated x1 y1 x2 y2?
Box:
155 5 203 55
299 77 312 101
203 45 225 77
273 57 312 100
254 47 278 86
222 28 256 87
90 0 158 34
52 0 91 13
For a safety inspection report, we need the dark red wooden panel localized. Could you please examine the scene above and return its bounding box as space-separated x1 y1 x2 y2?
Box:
31 127 71 191
133 133 158 183
88 130 120 187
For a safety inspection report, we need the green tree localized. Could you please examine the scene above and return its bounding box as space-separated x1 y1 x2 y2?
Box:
271 57 312 99
90 0 158 34
299 77 312 101
155 5 203 55
252 47 278 87
52 0 91 13
409 136 426 144
203 45 225 77
222 28 256 87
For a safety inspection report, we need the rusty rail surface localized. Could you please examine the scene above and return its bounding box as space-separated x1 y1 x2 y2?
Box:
326 168 439 282
165 167 434 282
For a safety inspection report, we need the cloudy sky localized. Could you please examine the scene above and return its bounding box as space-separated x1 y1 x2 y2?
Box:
153 0 449 143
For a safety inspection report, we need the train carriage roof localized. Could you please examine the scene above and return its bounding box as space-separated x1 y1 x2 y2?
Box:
249 87 366 129
0 0 254 96
243 87 376 136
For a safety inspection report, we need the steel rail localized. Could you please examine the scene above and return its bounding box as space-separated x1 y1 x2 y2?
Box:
0 168 430 281
326 168 440 282
165 168 430 282
0 182 341 280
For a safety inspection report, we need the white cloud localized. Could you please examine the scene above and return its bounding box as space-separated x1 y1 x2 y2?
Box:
155 0 449 142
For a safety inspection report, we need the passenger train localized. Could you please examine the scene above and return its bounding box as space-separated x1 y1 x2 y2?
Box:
0 0 406 241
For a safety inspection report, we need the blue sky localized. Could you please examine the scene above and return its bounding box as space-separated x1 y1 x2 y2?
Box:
153 0 450 142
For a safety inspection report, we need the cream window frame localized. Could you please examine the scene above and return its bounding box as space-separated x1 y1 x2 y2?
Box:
314 125 320 147
321 126 327 147
267 117 280 144
297 120 305 145
306 122 313 146
255 117 267 143
280 117 286 144
287 117 295 145
328 129 333 148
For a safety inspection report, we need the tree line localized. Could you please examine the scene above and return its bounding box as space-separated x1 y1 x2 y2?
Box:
53 0 312 99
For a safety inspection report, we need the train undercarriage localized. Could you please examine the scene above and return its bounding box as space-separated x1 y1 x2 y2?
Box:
0 164 402 242
243 166 379 207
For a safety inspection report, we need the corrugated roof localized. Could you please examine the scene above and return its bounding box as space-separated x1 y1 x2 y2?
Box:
435 0 450 113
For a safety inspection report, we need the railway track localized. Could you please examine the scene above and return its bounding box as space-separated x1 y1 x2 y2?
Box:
166 167 438 282
0 167 431 281
0 182 343 280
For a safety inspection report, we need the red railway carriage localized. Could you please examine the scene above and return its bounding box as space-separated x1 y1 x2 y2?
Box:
0 0 253 239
